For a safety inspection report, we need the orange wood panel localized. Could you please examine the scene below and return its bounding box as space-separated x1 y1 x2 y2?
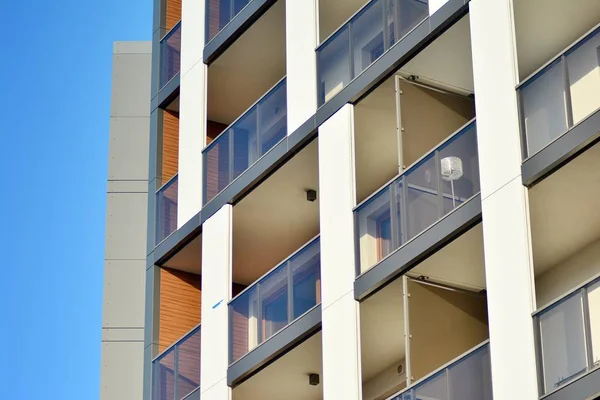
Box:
162 110 180 183
159 268 202 352
207 120 227 145
165 0 182 31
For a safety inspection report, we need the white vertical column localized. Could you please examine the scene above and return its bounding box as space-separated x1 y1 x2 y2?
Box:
318 104 363 400
200 205 233 400
470 1 539 399
178 0 208 227
285 0 318 133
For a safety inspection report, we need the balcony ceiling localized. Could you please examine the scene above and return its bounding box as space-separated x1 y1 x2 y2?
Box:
162 234 202 274
530 141 600 275
207 0 286 126
232 140 320 285
233 332 323 400
514 0 600 80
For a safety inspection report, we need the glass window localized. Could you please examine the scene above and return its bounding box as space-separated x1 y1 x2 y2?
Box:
154 351 175 400
395 0 429 41
538 292 588 393
566 30 600 125
587 280 600 368
318 27 351 105
156 177 178 244
291 240 321 319
414 371 448 400
232 109 258 180
205 130 231 203
356 187 393 273
259 265 289 341
405 156 439 241
230 285 257 363
177 330 201 399
448 346 493 400
351 1 385 78
258 82 287 154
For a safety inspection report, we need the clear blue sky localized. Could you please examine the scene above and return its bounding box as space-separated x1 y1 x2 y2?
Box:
0 0 151 398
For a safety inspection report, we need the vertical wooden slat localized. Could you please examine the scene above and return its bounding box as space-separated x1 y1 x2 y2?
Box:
162 111 180 183
165 0 182 31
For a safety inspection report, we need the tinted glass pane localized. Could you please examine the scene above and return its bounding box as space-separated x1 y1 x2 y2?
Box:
394 0 429 41
351 0 385 78
448 346 493 400
291 240 321 319
414 371 449 400
234 0 250 14
318 27 351 105
566 29 600 125
259 264 289 341
539 292 588 393
206 0 232 42
520 59 569 157
258 82 287 155
156 176 178 244
587 280 600 367
438 125 479 215
405 156 439 241
230 285 257 363
356 186 393 273
205 130 231 203
232 109 258 180
155 350 175 400
161 24 182 87
177 329 201 399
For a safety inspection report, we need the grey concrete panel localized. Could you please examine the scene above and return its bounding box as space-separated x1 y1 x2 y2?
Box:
354 194 482 301
144 266 161 347
108 117 150 181
522 108 600 187
102 327 145 342
107 180 148 194
112 51 153 117
105 192 149 260
101 341 145 400
227 305 322 387
114 41 152 54
103 260 146 328
203 0 278 65
543 368 600 400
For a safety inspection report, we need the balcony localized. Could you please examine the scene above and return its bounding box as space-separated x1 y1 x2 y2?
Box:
156 174 178 245
229 236 320 364
390 342 492 400
205 0 251 44
534 277 600 396
517 25 600 158
354 120 479 274
153 324 201 400
160 21 182 90
316 0 429 106
203 78 287 205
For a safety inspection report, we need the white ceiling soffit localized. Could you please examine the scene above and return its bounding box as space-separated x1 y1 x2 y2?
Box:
162 234 202 274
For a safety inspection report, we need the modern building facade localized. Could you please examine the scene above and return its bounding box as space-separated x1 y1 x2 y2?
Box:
105 0 600 399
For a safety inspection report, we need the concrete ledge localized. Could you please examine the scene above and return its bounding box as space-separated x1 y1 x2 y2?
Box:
354 194 482 301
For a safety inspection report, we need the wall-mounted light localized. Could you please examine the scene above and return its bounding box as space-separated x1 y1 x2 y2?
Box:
306 189 317 202
308 373 320 386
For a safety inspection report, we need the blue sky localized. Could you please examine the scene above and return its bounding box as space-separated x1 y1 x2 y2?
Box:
0 0 151 398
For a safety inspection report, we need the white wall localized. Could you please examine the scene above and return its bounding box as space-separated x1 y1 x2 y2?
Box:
470 0 539 399
318 104 363 400
178 0 208 227
286 0 318 133
200 205 233 400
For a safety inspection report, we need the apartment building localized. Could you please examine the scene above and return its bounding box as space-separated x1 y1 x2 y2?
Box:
103 0 600 399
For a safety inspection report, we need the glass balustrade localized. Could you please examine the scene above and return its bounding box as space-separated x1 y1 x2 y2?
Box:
153 325 201 400
354 120 479 274
203 78 287 204
316 0 429 106
535 276 600 395
160 22 182 89
206 0 252 43
229 236 320 364
518 25 600 158
156 175 178 245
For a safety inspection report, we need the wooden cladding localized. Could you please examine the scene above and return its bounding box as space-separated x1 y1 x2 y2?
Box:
207 120 227 145
159 268 202 352
162 110 180 183
165 0 182 31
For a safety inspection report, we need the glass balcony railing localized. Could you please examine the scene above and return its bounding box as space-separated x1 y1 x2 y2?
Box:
354 120 479 274
229 236 321 364
518 25 600 158
153 324 201 400
156 174 178 245
316 0 429 106
534 276 600 395
205 0 252 43
203 78 287 204
390 342 492 400
160 21 182 89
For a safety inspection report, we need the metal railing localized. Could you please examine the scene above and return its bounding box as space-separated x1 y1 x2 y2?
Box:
202 78 287 204
228 236 320 364
354 120 479 274
156 174 178 245
517 24 600 158
160 21 182 89
152 324 201 400
534 275 600 395
316 0 429 106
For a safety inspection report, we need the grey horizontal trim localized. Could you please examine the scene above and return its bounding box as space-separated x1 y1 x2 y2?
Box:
203 0 278 65
182 387 200 400
155 72 180 112
354 194 482 301
541 367 600 400
522 108 600 187
227 305 322 387
152 0 469 266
